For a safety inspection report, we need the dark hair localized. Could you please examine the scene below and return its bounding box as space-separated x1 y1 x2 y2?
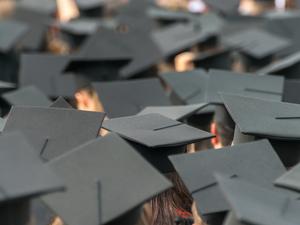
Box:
150 172 193 225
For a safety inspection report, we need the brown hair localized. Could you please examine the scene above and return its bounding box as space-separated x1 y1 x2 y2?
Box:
150 172 193 225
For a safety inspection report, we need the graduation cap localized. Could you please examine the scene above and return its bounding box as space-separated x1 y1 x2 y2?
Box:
153 13 223 57
203 0 239 14
42 134 172 225
19 54 74 98
117 0 154 33
79 28 161 79
136 103 209 121
63 56 130 81
169 140 298 217
0 20 28 53
257 51 300 79
282 79 300 104
2 86 52 107
217 175 300 225
222 28 290 69
192 48 233 71
222 93 300 167
147 6 193 25
50 97 73 109
264 12 300 54
12 6 52 51
75 0 106 17
0 132 64 224
103 114 213 173
275 163 300 192
3 106 105 161
93 78 171 118
160 69 209 105
206 69 284 104
17 0 57 15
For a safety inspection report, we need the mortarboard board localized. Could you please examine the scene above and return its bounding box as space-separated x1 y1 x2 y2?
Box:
17 0 57 15
160 69 209 105
153 13 223 57
203 0 239 14
103 113 213 173
75 0 106 17
3 106 105 161
192 48 233 71
217 175 300 225
136 103 209 121
19 54 91 98
2 86 52 107
169 140 298 217
264 12 300 54
222 93 300 167
0 132 64 225
257 51 300 79
206 69 284 104
0 20 28 53
42 134 172 225
63 56 130 82
79 28 161 79
12 7 52 51
222 28 290 63
282 79 300 104
52 18 101 36
19 54 124 98
147 6 193 25
50 97 73 109
93 78 171 118
275 163 300 192
117 0 154 33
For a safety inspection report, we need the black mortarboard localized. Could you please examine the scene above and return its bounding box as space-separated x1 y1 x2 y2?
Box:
12 7 51 51
275 163 300 192
222 93 300 167
63 56 130 81
17 0 57 15
193 48 233 71
3 106 105 160
169 140 298 217
147 6 192 25
75 0 106 17
52 18 101 36
117 0 154 33
103 114 213 173
222 28 290 66
206 69 284 104
282 79 300 104
0 20 28 53
153 13 224 57
2 86 52 107
0 132 64 225
50 97 73 109
42 134 172 225
19 54 85 98
20 54 130 98
160 69 209 105
203 0 239 14
93 78 171 118
136 103 209 121
79 28 162 79
264 12 300 54
217 175 300 225
257 51 300 79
